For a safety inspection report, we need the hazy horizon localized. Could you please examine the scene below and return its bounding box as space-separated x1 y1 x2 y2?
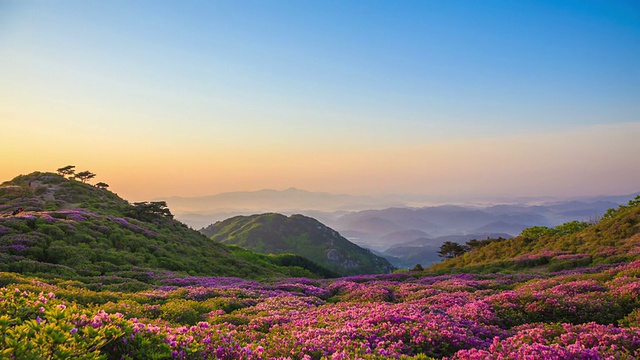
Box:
2 1 639 202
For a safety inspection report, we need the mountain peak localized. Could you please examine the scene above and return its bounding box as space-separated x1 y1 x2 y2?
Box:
201 213 395 276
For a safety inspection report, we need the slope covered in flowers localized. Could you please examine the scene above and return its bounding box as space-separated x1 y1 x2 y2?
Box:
2 260 639 359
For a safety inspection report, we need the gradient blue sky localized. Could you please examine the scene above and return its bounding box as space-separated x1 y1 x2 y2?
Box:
1 0 639 200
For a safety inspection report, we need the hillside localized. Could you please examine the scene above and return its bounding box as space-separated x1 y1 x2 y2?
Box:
429 195 640 273
200 213 395 276
383 233 512 268
0 172 333 287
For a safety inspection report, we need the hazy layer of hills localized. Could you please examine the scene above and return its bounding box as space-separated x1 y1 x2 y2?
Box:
200 213 395 276
167 189 635 230
329 202 622 267
0 172 346 285
163 187 403 226
180 188 635 268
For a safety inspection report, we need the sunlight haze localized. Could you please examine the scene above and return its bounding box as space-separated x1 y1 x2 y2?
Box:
1 0 638 201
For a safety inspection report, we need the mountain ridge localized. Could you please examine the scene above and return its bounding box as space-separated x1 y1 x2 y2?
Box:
200 213 395 276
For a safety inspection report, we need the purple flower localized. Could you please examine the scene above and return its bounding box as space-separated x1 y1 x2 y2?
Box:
108 216 130 226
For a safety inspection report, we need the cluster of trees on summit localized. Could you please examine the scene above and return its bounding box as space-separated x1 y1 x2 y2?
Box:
57 165 108 189
56 165 173 220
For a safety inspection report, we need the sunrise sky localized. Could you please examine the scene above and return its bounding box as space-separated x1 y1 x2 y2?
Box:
1 0 639 201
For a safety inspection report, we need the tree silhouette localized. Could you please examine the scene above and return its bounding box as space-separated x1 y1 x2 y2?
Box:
129 201 174 220
56 165 76 178
95 182 109 189
437 241 467 260
74 171 96 183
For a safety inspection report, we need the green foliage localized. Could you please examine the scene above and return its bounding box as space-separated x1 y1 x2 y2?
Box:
437 241 467 260
128 201 173 221
519 222 588 241
95 182 109 189
520 226 554 240
56 165 76 178
267 253 339 278
465 237 507 250
410 264 424 272
159 299 203 325
74 171 96 184
619 308 640 327
0 288 124 359
603 195 640 220
554 220 589 235
547 255 593 272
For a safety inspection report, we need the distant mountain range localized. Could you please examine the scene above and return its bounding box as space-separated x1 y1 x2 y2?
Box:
328 201 634 267
163 187 402 216
181 188 638 268
381 233 513 269
200 213 395 276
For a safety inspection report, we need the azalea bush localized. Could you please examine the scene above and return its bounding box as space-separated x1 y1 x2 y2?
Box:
0 288 125 359
1 261 639 359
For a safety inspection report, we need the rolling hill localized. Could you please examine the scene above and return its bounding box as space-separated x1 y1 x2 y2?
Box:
200 213 395 276
429 195 640 273
0 172 336 287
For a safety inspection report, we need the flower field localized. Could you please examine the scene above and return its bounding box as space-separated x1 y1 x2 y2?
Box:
2 261 639 359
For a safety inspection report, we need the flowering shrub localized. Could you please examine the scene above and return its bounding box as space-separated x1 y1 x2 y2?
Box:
0 288 125 359
453 323 640 359
1 261 639 359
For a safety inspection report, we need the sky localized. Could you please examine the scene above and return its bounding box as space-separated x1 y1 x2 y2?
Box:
1 0 639 201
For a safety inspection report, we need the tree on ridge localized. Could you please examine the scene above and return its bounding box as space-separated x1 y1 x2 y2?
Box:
438 241 467 260
95 182 109 189
74 171 96 183
56 165 76 178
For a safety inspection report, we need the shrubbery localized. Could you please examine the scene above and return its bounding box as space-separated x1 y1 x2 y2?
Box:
1 261 639 359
